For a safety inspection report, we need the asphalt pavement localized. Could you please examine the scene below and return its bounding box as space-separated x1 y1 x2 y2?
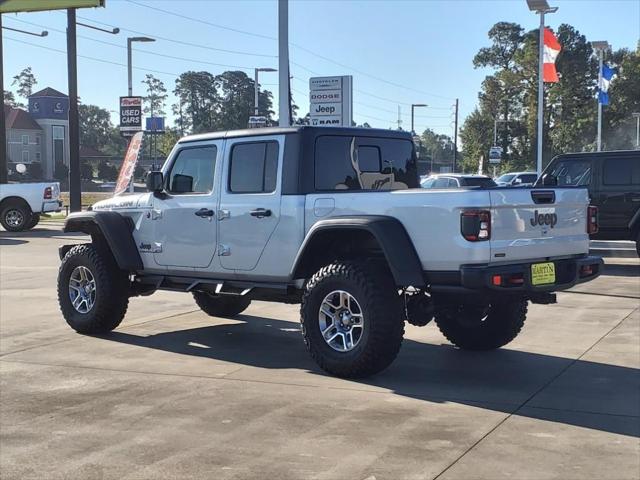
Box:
1 225 638 480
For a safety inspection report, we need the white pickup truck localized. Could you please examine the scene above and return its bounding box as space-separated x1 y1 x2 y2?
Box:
0 181 62 231
56 127 602 377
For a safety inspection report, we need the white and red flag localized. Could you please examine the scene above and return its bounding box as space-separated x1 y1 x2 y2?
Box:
543 28 561 83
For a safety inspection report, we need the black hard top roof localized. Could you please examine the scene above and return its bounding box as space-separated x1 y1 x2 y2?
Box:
552 150 639 160
178 126 413 144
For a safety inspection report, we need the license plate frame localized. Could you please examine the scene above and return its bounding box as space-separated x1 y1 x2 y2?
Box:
531 262 556 286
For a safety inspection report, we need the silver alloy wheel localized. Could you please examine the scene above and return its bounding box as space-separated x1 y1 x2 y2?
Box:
318 290 364 352
68 266 97 314
5 209 24 228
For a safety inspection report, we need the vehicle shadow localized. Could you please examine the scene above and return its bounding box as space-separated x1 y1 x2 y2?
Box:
104 314 640 438
0 238 28 246
0 227 84 240
602 263 640 277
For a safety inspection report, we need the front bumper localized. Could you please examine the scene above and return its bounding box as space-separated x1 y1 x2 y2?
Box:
429 255 603 295
42 200 63 213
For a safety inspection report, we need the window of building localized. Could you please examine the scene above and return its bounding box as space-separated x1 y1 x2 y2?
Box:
35 135 41 145
167 146 217 194
21 135 29 145
229 141 279 193
314 136 418 191
21 151 29 163
35 152 41 162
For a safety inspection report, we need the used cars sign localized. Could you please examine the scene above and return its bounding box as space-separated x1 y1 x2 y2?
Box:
120 96 142 135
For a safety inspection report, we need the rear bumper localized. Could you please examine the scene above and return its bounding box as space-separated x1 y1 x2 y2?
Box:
42 200 62 213
428 255 603 295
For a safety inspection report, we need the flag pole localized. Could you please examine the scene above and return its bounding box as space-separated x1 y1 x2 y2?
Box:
597 49 603 152
536 11 545 176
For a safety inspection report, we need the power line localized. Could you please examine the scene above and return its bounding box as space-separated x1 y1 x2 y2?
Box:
123 0 455 101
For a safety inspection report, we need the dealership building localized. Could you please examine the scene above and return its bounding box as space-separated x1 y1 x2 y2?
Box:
3 87 70 179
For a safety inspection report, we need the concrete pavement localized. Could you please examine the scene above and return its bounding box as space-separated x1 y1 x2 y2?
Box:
1 226 638 479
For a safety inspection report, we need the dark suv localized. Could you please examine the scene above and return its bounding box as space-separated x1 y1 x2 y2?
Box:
539 150 640 255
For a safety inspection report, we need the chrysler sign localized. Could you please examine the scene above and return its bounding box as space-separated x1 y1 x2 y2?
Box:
309 76 352 127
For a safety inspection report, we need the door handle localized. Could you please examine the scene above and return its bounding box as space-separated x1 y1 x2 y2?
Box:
195 208 215 218
250 208 272 218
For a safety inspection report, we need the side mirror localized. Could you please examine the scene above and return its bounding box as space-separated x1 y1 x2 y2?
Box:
146 171 164 193
540 173 557 186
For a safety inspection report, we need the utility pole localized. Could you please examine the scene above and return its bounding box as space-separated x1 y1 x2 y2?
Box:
278 0 290 127
67 8 81 212
397 106 402 130
453 98 459 173
410 103 427 135
0 14 6 184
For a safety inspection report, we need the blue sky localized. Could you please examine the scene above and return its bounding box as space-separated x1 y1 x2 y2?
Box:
3 0 639 137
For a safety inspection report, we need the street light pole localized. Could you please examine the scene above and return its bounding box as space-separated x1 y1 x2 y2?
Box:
127 36 155 97
254 67 277 117
633 113 640 149
278 0 291 127
527 0 557 176
410 103 427 134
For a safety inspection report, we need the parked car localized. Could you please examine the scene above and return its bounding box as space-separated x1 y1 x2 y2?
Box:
495 172 538 187
537 150 640 256
0 181 62 231
57 126 602 378
421 174 497 188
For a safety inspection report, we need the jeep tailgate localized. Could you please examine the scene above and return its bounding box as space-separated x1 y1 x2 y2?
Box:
489 188 590 263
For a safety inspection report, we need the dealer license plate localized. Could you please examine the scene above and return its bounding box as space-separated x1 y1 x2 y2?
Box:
531 262 556 286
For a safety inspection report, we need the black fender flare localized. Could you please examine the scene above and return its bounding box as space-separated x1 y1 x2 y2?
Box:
61 211 143 271
291 215 425 287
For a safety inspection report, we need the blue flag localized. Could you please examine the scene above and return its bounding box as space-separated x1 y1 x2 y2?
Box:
598 64 615 105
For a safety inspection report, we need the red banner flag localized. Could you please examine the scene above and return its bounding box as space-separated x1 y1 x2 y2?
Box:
114 132 144 195
543 28 561 83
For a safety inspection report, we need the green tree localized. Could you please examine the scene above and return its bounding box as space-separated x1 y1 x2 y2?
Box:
54 161 69 183
80 159 94 180
213 70 274 130
173 71 219 134
97 163 118 182
12 67 37 100
3 90 19 108
141 74 168 117
79 104 113 150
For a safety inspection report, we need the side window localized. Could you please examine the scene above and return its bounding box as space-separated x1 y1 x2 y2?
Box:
603 158 634 186
433 178 449 188
229 141 279 193
448 178 459 187
167 145 217 194
314 136 419 191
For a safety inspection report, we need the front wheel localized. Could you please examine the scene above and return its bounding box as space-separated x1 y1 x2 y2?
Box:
300 261 404 378
58 244 130 333
434 299 528 350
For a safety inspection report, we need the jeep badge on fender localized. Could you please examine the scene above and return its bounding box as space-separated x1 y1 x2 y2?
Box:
530 210 558 228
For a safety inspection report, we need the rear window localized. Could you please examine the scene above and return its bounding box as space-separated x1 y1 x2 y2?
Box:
548 159 592 186
603 157 640 186
496 174 516 183
519 174 538 184
463 177 496 188
314 135 419 191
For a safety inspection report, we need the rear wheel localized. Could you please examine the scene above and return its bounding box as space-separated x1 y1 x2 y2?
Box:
300 261 404 378
192 292 251 318
0 201 31 232
434 299 528 350
58 244 130 333
25 213 40 230
635 232 639 257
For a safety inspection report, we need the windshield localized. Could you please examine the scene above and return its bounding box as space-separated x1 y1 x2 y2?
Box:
496 174 516 183
464 177 497 188
547 160 592 186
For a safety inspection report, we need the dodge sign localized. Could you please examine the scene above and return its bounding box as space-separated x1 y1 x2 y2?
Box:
309 76 352 127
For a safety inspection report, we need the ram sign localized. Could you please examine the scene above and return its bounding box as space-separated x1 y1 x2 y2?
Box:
309 76 353 127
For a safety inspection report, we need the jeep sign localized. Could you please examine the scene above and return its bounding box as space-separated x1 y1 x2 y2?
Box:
309 76 352 127
119 96 143 136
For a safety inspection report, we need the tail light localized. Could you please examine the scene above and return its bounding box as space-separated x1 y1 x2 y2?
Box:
44 186 52 200
461 210 491 242
587 205 598 234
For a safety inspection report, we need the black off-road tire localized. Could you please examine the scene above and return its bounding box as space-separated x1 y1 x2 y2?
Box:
434 299 528 350
58 244 130 334
25 213 40 230
0 200 31 232
192 292 251 318
635 232 639 257
300 261 404 378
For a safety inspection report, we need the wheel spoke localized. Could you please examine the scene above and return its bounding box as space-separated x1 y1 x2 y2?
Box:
72 294 83 309
344 331 353 350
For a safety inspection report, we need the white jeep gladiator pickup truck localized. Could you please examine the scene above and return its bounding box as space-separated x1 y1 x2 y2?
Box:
57 127 602 377
0 181 62 231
